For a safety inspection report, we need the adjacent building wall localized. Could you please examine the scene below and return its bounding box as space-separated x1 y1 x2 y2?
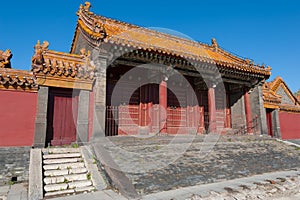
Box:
0 90 37 146
279 111 300 139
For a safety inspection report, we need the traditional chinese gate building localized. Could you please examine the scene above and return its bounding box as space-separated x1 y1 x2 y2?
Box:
67 2 271 138
0 2 276 147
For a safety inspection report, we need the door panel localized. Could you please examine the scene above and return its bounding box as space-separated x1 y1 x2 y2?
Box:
266 109 273 137
47 88 78 146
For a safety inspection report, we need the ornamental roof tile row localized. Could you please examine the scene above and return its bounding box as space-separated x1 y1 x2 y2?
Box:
31 41 96 90
0 49 37 91
71 2 271 77
32 41 95 80
0 68 37 91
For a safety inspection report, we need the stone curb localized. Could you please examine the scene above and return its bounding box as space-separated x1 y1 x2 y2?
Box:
28 149 43 200
142 169 300 200
275 138 300 148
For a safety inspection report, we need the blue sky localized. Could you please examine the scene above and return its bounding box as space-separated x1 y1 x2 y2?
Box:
0 0 299 91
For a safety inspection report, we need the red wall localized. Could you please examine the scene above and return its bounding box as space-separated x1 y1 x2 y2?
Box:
0 90 37 146
279 111 300 139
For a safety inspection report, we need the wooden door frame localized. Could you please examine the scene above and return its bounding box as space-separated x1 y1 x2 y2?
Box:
46 88 79 146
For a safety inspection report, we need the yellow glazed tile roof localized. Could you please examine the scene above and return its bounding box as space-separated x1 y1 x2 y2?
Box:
263 76 300 112
31 41 96 90
0 49 37 91
32 41 95 80
71 2 271 77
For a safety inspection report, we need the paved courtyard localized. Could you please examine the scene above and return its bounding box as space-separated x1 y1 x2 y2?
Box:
0 135 299 199
103 135 300 195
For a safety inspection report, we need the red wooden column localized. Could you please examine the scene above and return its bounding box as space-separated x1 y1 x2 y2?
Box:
244 89 253 134
208 86 217 132
159 80 167 133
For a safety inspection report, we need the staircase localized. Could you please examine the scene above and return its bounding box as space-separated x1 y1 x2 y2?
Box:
42 148 95 198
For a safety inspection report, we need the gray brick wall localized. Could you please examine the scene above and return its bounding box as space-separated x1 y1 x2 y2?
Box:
277 86 294 105
230 91 246 129
0 147 31 185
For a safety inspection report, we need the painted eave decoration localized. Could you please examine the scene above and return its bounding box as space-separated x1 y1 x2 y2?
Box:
31 41 96 90
70 2 271 78
263 76 300 112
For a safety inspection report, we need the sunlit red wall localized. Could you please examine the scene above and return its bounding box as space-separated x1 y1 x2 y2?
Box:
279 111 300 139
0 90 37 146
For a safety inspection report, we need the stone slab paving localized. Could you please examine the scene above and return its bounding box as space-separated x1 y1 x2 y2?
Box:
50 189 127 200
0 147 31 184
142 170 300 200
184 170 300 200
0 183 28 200
100 135 300 195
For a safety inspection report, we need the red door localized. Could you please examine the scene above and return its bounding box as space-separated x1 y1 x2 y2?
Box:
266 109 273 137
47 88 78 146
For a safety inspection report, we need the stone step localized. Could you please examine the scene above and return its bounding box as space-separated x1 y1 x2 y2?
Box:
68 167 87 174
44 174 88 184
74 186 95 193
44 189 75 197
43 153 81 160
43 158 82 165
68 180 92 189
44 169 69 177
44 176 65 185
43 148 81 154
43 162 85 170
44 183 68 192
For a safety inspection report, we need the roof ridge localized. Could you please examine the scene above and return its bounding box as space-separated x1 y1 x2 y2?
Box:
70 2 271 77
79 3 213 50
80 3 264 66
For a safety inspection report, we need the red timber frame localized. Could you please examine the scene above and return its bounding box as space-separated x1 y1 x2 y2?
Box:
244 89 253 134
105 66 233 136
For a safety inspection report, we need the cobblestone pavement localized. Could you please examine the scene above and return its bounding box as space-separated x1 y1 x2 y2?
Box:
186 173 300 200
0 147 31 184
103 135 300 195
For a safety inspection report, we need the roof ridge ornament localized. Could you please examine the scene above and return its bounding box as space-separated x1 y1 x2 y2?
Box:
211 38 218 50
32 40 49 66
84 2 91 12
80 48 96 79
0 49 12 68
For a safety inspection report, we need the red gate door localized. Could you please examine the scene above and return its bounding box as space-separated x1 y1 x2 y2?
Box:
47 89 78 146
266 109 273 137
